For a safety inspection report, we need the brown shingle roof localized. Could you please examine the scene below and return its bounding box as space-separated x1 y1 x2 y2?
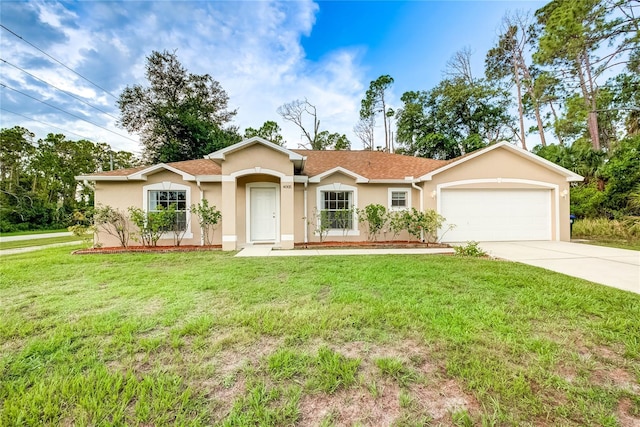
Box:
294 150 448 180
86 150 446 181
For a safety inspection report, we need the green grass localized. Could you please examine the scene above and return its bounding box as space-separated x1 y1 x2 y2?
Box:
0 228 68 237
1 247 639 426
577 239 640 251
0 235 84 250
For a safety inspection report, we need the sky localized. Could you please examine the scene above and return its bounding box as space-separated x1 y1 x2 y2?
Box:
0 0 548 155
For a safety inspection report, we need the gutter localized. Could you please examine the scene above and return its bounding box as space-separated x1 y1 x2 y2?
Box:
303 181 308 244
410 178 424 242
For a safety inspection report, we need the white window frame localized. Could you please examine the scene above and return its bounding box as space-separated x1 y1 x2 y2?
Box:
388 187 411 211
142 181 193 239
316 183 360 237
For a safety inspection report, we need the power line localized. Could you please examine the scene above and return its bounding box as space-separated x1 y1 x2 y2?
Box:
0 57 120 121
1 82 138 142
0 107 100 142
0 24 118 100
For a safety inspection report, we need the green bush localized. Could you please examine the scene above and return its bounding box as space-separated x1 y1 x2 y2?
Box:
454 241 487 257
358 204 388 241
572 217 640 240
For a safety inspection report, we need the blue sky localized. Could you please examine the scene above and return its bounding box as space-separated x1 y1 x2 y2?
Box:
0 0 546 154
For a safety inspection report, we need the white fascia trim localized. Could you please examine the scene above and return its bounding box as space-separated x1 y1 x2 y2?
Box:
436 178 561 241
229 167 287 179
308 167 369 183
129 163 196 181
75 175 128 181
368 179 415 184
294 176 308 183
419 142 584 182
205 136 305 161
194 175 222 182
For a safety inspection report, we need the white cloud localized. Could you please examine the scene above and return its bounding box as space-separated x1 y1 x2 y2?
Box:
1 0 371 154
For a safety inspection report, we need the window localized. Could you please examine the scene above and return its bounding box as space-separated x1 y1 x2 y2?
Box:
316 183 359 236
148 190 187 231
322 191 353 229
388 188 411 211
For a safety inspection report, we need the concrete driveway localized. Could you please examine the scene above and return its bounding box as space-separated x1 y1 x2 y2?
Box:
479 241 640 294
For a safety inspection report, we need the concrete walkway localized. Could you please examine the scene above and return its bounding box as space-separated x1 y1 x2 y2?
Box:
479 241 640 294
235 246 455 258
0 231 73 242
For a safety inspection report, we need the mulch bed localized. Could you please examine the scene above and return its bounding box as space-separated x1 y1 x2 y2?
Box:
73 241 450 254
73 245 222 255
296 241 450 249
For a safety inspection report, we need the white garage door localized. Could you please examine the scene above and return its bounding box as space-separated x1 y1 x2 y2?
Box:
440 189 552 242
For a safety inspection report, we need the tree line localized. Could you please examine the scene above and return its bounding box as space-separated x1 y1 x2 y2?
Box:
0 127 139 232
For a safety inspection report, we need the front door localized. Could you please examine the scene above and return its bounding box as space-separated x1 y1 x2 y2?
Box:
250 187 277 241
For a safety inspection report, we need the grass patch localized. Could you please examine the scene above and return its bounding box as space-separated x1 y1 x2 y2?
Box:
0 228 68 237
1 247 639 425
0 235 84 250
577 239 640 251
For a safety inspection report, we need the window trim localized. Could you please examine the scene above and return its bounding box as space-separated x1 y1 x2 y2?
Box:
388 187 411 211
142 181 193 239
316 183 360 237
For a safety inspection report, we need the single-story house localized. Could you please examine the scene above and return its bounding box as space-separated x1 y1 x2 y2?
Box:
77 137 583 250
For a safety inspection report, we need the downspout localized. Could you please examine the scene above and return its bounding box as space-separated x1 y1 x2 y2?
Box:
303 181 308 243
411 180 424 242
196 180 204 246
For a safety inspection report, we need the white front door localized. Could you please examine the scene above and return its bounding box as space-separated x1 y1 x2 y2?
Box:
250 187 277 241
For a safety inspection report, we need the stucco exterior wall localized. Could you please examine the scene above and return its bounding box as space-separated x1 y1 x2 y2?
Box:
303 173 418 243
94 170 209 247
421 147 572 241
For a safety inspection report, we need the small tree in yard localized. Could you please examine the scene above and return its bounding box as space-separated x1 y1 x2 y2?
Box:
93 205 130 247
191 199 222 245
165 204 190 246
388 210 407 241
358 204 388 241
310 208 331 242
395 208 447 244
334 208 354 240
128 206 174 247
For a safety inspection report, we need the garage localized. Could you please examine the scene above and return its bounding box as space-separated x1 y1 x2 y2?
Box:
439 189 552 242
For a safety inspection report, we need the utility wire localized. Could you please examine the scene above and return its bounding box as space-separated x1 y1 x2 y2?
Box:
1 82 138 142
0 107 100 142
0 24 118 100
1 58 120 121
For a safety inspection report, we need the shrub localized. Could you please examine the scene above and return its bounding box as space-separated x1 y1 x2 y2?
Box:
572 217 640 240
358 204 388 241
93 205 130 247
454 241 487 257
128 206 174 247
191 199 221 245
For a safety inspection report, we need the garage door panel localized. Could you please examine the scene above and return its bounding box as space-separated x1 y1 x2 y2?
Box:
440 189 551 242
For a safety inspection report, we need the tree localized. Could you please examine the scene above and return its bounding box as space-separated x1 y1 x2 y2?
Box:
118 50 237 163
395 76 514 160
360 75 394 151
277 99 350 150
0 126 35 193
486 12 547 148
533 0 639 150
353 116 375 150
244 120 285 145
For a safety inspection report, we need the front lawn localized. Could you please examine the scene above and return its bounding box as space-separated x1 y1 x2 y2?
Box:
0 235 84 250
1 248 638 426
